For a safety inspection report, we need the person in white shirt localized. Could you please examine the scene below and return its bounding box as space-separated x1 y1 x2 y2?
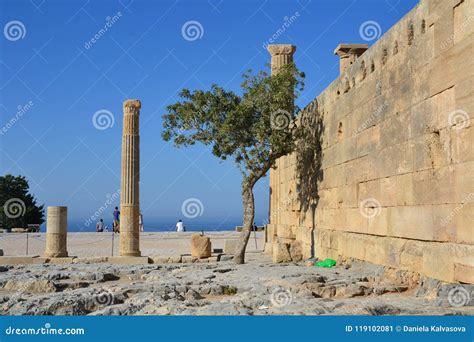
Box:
176 219 185 232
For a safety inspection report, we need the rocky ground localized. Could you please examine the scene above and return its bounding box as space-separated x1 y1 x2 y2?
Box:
0 253 472 316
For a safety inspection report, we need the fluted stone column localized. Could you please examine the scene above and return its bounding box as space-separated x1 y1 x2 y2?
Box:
266 44 296 256
45 206 68 258
267 44 296 224
119 99 141 257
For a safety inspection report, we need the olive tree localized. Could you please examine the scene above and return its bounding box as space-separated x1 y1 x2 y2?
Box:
162 64 304 264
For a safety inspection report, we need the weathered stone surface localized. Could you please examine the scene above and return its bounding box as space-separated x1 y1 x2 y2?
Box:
0 256 39 265
289 241 303 262
267 0 474 284
108 256 150 265
223 239 238 255
191 234 211 259
272 240 292 263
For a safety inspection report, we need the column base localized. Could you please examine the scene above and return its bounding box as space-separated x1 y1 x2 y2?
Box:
119 251 141 257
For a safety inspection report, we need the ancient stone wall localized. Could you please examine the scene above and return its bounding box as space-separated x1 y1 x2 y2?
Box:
267 0 474 284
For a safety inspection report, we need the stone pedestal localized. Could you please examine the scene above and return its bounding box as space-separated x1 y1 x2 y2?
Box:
45 206 68 258
119 99 141 257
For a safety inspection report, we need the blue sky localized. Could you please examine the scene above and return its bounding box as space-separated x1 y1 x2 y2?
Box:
0 0 418 230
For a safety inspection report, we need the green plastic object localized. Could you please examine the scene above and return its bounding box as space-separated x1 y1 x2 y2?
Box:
314 258 336 268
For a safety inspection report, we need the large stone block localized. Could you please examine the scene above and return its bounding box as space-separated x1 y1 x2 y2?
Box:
289 241 303 262
224 239 238 255
422 243 454 283
191 234 212 258
0 256 39 265
108 256 150 264
272 240 292 263
454 263 474 284
388 205 434 241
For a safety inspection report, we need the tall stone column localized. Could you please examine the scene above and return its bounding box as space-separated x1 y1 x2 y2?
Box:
45 206 68 258
119 99 141 257
266 44 296 256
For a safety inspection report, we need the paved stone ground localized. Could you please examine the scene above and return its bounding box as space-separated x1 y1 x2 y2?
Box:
0 231 264 257
1 253 472 316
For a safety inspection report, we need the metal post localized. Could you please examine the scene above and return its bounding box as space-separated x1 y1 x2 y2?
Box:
26 233 29 255
111 232 114 256
253 228 258 250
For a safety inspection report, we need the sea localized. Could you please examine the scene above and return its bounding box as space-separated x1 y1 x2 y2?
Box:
34 218 262 233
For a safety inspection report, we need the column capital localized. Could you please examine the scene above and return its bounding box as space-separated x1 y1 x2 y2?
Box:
334 43 368 58
334 43 368 74
267 44 296 56
123 99 141 110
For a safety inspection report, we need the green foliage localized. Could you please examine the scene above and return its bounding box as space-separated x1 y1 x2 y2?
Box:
162 64 305 183
0 174 44 229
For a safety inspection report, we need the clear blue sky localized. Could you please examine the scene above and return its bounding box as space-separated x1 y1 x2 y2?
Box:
0 0 418 230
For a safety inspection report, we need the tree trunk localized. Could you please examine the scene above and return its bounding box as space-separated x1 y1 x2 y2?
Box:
233 180 255 264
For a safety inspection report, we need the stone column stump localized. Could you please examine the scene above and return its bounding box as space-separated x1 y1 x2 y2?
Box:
45 206 68 258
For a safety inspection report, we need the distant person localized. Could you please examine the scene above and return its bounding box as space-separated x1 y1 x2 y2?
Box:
139 212 144 232
113 207 120 233
96 219 105 232
176 219 185 232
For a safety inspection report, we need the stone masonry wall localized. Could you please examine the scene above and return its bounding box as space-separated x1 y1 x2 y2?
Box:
267 0 474 284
